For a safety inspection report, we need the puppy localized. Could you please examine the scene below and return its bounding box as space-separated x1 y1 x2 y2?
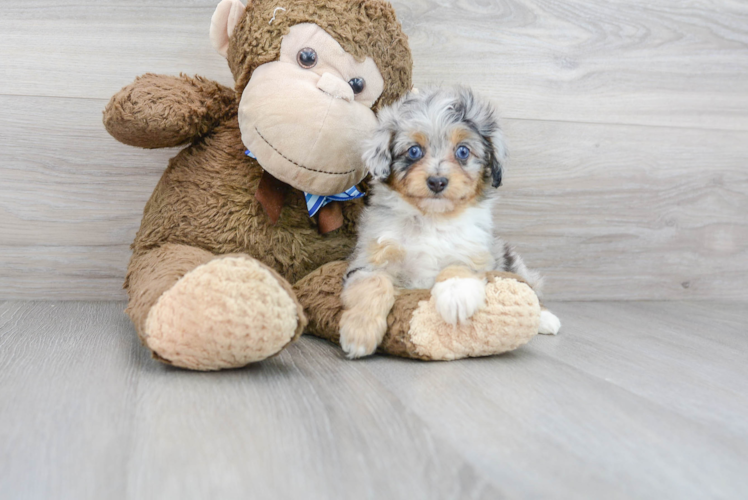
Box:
339 87 561 359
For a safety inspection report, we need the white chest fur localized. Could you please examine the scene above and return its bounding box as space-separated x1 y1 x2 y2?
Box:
354 186 497 289
397 208 495 288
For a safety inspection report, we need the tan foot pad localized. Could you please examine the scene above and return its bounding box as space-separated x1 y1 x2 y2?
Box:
145 257 300 371
408 278 541 361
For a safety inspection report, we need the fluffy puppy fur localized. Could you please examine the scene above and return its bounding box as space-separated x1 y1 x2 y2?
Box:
339 87 560 359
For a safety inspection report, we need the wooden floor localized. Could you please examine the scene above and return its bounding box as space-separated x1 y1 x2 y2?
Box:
1 301 746 499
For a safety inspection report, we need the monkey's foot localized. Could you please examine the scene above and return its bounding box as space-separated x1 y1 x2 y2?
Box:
297 263 541 362
144 256 305 371
385 274 541 361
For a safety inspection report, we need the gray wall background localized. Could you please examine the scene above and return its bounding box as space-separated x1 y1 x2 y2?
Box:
1 0 746 300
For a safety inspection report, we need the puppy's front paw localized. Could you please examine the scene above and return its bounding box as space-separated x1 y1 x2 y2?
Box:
339 310 387 359
539 310 561 335
431 277 487 325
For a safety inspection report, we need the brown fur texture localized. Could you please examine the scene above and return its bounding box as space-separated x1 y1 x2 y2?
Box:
103 74 237 149
122 117 363 284
228 0 412 109
125 243 216 342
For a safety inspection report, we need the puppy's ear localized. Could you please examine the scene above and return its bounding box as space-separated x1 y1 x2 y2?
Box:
362 126 394 181
455 86 507 188
487 127 507 188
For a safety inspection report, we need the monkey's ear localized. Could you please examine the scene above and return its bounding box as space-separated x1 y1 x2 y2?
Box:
210 0 247 58
362 128 394 181
488 128 507 188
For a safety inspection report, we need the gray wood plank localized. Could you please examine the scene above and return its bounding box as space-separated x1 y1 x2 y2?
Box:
532 302 748 437
400 0 748 131
355 302 748 499
0 96 171 248
2 0 747 130
499 118 748 301
0 302 145 500
0 246 130 301
0 94 170 301
0 302 503 500
125 343 503 500
1 301 748 499
0 2 235 102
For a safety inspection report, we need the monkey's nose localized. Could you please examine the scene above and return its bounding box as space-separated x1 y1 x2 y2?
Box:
427 176 449 194
317 73 354 102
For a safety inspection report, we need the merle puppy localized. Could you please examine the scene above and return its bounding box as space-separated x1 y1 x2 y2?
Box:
339 87 561 359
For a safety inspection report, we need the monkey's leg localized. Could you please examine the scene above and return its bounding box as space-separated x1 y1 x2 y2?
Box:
295 262 539 361
127 244 306 371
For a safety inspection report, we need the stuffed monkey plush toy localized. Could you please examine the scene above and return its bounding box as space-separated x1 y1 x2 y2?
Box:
104 0 541 371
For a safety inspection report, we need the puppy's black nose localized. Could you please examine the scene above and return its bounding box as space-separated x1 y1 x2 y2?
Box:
427 176 449 194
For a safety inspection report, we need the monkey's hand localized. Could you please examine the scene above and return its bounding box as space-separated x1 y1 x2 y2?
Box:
103 74 236 149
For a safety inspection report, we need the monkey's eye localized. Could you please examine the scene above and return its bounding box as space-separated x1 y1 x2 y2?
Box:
407 145 424 161
297 48 318 69
455 145 471 161
348 77 365 95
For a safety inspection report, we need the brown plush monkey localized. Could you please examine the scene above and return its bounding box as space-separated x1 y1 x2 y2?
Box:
103 0 540 371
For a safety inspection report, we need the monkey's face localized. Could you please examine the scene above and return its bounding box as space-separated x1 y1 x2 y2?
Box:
238 23 385 196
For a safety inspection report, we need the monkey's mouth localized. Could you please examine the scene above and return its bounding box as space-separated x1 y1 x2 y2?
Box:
237 63 376 196
254 127 357 177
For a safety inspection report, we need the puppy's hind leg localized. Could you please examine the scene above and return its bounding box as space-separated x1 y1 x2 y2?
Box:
495 241 561 335
339 272 397 359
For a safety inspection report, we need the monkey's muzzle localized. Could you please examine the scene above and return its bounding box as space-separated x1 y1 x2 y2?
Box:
238 62 377 196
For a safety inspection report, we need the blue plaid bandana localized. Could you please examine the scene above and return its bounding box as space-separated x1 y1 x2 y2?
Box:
246 150 365 217
304 186 366 217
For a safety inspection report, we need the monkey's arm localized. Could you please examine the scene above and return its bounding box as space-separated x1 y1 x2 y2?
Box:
103 74 236 149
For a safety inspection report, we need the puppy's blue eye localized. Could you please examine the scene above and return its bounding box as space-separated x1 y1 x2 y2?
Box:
456 146 471 161
408 146 424 160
